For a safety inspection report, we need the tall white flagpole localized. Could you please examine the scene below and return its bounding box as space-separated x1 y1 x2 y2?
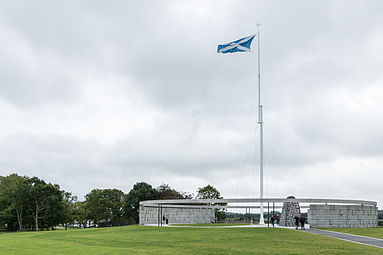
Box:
257 23 265 225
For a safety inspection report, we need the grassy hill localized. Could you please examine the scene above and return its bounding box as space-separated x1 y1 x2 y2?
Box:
0 225 382 254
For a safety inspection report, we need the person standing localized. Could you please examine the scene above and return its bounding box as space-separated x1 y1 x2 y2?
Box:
300 215 305 230
294 214 300 230
270 215 275 227
276 214 280 225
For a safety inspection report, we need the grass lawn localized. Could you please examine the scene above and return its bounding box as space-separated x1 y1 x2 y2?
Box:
325 227 383 239
0 225 382 254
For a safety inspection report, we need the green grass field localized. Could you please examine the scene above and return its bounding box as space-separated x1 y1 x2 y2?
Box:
326 227 383 239
0 225 382 254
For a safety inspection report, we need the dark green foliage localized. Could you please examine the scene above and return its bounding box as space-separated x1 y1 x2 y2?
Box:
84 189 125 227
0 174 30 231
196 185 221 199
29 177 66 231
156 183 193 199
71 201 87 228
0 174 215 230
0 174 67 231
123 182 157 223
61 192 77 230
197 184 226 221
122 183 192 224
40 184 64 230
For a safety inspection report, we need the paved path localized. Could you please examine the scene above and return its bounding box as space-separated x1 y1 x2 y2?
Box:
306 229 383 249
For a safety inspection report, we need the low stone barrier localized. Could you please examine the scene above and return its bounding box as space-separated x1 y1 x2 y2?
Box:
308 204 378 228
139 205 215 225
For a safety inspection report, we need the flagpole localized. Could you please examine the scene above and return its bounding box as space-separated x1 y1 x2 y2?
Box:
257 23 265 225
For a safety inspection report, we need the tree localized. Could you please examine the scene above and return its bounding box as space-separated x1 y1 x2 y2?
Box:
85 189 106 227
72 201 87 228
29 177 56 231
124 182 157 223
29 177 46 231
40 184 64 230
84 189 125 227
156 184 192 199
0 174 69 231
0 178 19 231
62 192 77 230
104 189 125 226
0 174 30 231
197 184 226 221
196 185 222 199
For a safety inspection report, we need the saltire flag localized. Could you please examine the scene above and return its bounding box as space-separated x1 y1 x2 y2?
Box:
217 34 256 54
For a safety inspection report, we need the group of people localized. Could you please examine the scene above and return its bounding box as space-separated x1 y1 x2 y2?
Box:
269 214 280 227
269 214 306 230
294 214 305 230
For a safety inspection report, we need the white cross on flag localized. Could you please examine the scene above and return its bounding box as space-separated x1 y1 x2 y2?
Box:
217 34 256 54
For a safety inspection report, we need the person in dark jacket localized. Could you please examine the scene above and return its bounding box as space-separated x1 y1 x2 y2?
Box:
276 214 280 225
294 214 300 230
270 215 275 227
300 215 305 230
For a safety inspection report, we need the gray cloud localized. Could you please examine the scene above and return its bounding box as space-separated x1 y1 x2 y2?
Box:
0 0 382 207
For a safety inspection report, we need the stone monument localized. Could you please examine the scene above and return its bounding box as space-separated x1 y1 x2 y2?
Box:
279 196 301 227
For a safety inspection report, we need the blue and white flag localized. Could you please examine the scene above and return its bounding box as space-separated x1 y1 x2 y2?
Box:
217 34 256 54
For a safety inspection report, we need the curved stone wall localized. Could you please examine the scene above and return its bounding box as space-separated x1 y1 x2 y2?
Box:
308 204 378 228
139 206 215 225
139 198 378 227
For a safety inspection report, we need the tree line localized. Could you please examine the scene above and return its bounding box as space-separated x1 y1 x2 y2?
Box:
0 174 223 231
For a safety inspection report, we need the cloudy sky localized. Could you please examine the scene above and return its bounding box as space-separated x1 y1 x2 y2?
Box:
1 0 382 207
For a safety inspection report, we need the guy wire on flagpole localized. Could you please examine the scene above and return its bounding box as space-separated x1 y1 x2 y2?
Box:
257 22 265 225
216 28 263 224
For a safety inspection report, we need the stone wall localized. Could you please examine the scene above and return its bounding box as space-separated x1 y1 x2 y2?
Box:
139 206 215 225
308 204 378 228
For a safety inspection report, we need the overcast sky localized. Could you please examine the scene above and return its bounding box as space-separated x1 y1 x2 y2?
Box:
0 0 382 208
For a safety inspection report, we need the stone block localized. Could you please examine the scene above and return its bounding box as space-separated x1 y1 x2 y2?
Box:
308 204 378 228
